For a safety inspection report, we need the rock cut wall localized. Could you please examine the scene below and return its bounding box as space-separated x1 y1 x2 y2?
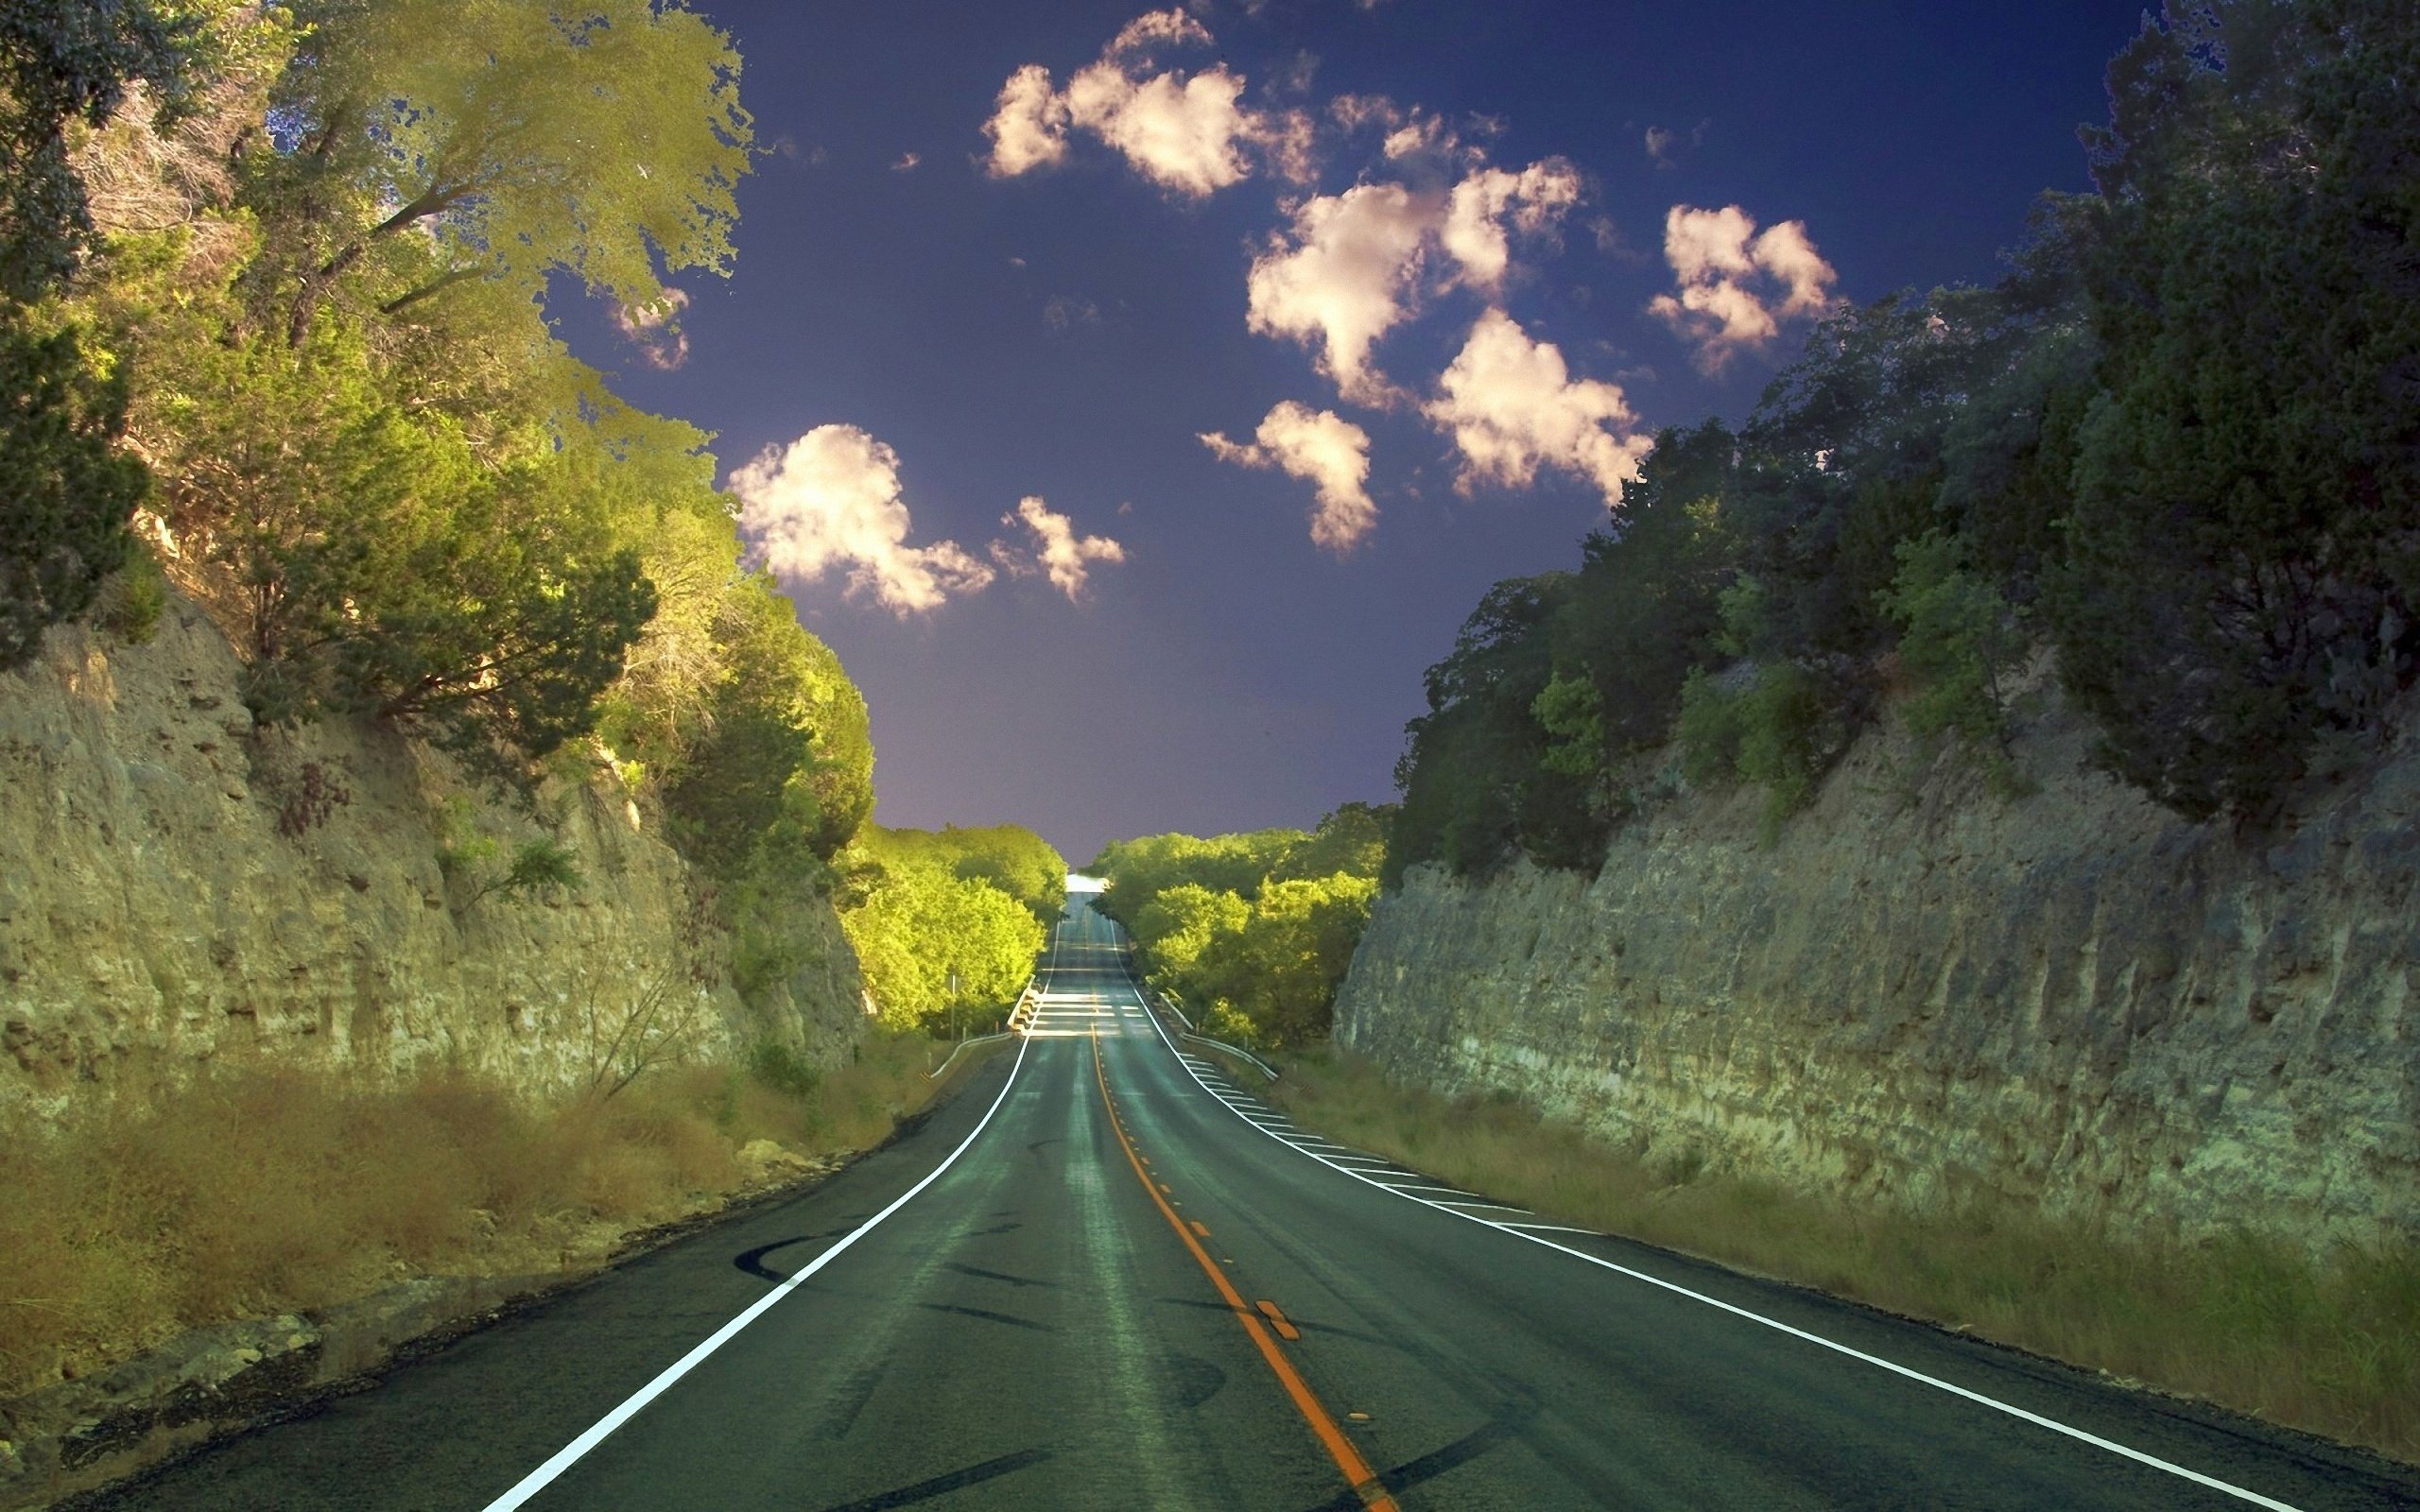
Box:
1337 702 2420 1242
0 597 864 1113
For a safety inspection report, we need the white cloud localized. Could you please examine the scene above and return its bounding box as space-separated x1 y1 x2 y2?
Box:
1245 156 1584 404
1648 202 1838 370
1200 401 1377 553
1327 94 1473 165
609 287 690 370
995 496 1126 600
1425 309 1651 508
730 425 994 616
1440 158 1582 294
890 151 921 172
980 9 1308 197
983 63 1070 178
1245 181 1432 405
1043 293 1101 331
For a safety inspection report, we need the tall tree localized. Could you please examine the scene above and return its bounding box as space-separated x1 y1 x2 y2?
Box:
268 0 751 342
0 0 203 300
2053 0 2420 817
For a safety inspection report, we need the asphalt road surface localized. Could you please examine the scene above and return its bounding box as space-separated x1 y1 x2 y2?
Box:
78 897 2420 1510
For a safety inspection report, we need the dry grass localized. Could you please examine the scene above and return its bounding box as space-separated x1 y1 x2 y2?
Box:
1270 1046 2420 1464
0 1031 946 1400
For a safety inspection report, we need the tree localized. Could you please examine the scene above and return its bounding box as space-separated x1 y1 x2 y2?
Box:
1131 882 1250 996
0 0 205 300
0 311 146 666
838 861 1043 1033
1270 802 1392 885
2051 0 2420 818
1878 531 2024 761
267 0 752 342
1194 874 1377 1048
861 824 1068 927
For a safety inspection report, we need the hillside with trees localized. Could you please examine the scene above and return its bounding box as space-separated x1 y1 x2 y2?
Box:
1389 0 2420 881
0 0 903 1013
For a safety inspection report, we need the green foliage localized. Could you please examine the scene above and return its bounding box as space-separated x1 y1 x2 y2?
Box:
1675 668 1746 787
661 576 872 878
0 0 206 299
1269 802 1393 885
267 0 752 341
1097 812 1388 1048
1677 662 1829 842
858 823 1066 926
1187 874 1377 1049
1531 674 1605 780
1132 883 1251 987
1090 827 1307 931
746 1040 820 1100
0 310 144 667
838 858 1042 1034
1390 0 2420 855
437 798 580 908
1879 532 2024 767
98 541 164 644
2048 0 2420 818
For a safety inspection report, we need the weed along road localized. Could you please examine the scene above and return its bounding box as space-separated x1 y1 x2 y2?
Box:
80 899 2420 1512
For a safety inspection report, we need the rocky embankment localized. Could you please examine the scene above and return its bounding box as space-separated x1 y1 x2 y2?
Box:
0 593 864 1112
1338 695 2420 1244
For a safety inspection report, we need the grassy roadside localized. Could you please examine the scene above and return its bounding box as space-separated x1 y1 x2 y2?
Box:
0 1032 964 1400
1265 1045 2420 1464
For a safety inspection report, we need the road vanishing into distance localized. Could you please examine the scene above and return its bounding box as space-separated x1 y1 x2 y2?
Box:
78 896 2420 1511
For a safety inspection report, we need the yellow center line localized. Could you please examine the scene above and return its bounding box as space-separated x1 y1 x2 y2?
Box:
1091 1029 1397 1511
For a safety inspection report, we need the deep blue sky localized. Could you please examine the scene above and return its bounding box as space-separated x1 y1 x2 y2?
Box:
562 0 2144 863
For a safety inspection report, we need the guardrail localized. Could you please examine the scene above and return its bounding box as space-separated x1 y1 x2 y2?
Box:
1181 1032 1278 1082
925 976 1042 1081
924 1030 1014 1081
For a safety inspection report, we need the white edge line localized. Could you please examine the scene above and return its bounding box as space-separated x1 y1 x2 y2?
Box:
1128 977 2301 1512
480 1034 1036 1512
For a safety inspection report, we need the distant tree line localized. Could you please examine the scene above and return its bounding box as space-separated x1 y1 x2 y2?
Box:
1392 0 2420 883
1091 804 1392 1048
838 824 1064 1033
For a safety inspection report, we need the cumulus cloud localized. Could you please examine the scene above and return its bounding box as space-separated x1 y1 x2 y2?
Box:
1425 309 1651 508
1440 158 1582 294
1200 401 1377 553
1245 182 1432 405
609 287 690 370
1327 94 1476 165
730 426 994 615
980 9 1309 197
984 64 1071 177
994 496 1126 600
1647 203 1838 369
1245 157 1583 404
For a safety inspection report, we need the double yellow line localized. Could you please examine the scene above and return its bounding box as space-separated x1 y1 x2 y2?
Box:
1091 1030 1400 1511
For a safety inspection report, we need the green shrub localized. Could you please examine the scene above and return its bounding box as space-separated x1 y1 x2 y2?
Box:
98 542 165 644
747 1040 821 1099
0 315 145 668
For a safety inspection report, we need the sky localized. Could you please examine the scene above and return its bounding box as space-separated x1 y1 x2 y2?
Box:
562 0 2148 864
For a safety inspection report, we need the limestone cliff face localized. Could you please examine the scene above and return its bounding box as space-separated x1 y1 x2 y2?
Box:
0 596 864 1113
1337 696 2420 1244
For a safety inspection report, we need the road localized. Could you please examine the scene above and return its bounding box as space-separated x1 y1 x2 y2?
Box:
79 896 2420 1510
